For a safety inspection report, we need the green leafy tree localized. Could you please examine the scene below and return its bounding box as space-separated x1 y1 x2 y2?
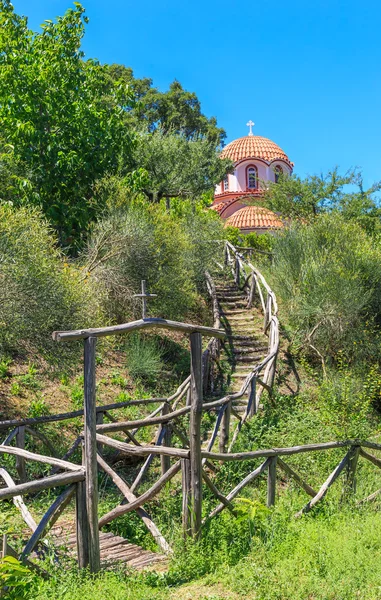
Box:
132 130 232 203
105 65 226 146
263 167 381 232
0 1 134 247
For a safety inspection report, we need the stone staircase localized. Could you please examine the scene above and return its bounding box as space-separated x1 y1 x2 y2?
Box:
215 274 268 394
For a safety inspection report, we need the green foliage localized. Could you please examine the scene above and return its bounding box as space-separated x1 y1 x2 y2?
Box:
27 395 50 418
0 1 135 247
0 357 11 379
243 231 274 253
132 130 232 202
105 66 226 146
125 334 163 382
82 201 200 322
269 213 381 365
0 556 36 599
0 205 100 363
264 167 381 234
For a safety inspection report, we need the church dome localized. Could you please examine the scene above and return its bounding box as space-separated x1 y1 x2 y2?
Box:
225 206 283 231
220 135 293 166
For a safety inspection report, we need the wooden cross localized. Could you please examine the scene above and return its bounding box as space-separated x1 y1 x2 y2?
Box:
133 280 157 319
246 120 255 136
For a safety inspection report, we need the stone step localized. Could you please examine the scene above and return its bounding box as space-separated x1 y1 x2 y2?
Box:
233 355 265 363
232 346 267 354
219 300 247 307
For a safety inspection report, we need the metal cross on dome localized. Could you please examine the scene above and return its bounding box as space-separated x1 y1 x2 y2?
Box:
246 120 255 136
133 280 157 319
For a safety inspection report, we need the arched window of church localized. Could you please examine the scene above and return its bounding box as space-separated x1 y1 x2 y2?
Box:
247 166 258 189
223 176 229 191
275 166 283 183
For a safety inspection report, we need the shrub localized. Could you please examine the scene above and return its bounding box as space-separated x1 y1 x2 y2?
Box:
125 334 163 381
269 213 381 366
82 201 196 322
0 205 100 364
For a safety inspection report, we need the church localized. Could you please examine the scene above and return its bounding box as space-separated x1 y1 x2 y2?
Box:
212 122 293 233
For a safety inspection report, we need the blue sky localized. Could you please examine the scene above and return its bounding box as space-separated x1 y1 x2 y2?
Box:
12 0 381 188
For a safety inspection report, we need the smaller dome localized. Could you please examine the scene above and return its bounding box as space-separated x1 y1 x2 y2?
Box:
220 135 292 166
225 206 283 231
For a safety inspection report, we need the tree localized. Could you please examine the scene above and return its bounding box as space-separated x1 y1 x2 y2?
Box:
131 130 233 203
262 167 381 232
104 65 226 147
0 1 134 248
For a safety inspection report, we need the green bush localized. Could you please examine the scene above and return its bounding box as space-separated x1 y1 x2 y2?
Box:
82 201 196 322
0 205 100 363
269 213 381 366
125 334 163 382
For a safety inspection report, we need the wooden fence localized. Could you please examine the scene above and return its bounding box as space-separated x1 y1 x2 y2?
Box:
2 243 380 574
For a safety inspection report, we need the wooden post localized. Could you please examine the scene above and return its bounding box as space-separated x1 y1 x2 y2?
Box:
202 349 210 396
345 445 360 496
235 258 240 288
224 244 228 266
160 404 171 475
248 378 257 418
96 411 104 455
16 426 26 483
83 336 100 572
219 401 231 453
141 280 147 320
189 332 203 538
267 456 277 507
76 478 90 569
181 458 191 538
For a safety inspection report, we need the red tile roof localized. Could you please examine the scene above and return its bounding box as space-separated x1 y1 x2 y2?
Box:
220 135 293 166
225 206 284 231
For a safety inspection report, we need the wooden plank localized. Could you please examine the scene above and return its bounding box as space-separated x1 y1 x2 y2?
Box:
267 456 277 507
16 426 26 483
277 458 317 497
53 317 227 342
98 459 181 529
97 454 171 554
83 336 100 572
189 332 203 538
0 445 83 472
0 470 85 501
295 450 352 517
21 485 76 559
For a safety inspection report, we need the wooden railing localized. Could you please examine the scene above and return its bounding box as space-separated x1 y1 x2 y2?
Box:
8 244 376 576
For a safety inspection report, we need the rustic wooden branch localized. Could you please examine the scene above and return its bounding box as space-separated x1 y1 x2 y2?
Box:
359 448 381 469
0 468 37 532
181 458 191 538
203 440 365 462
16 426 27 483
96 454 171 554
160 404 171 475
206 458 271 521
83 336 100 572
130 427 166 494
25 426 57 457
267 456 277 507
0 398 166 431
98 460 181 528
277 458 317 497
190 332 203 538
0 470 85 501
357 487 381 505
0 445 84 471
53 317 226 342
96 434 189 458
1 427 18 446
295 450 352 517
202 470 236 515
20 484 76 559
219 401 231 454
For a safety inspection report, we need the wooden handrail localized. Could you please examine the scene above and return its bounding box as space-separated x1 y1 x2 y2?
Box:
53 317 227 342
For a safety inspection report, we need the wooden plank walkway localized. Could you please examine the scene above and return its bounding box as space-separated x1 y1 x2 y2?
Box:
45 521 168 570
